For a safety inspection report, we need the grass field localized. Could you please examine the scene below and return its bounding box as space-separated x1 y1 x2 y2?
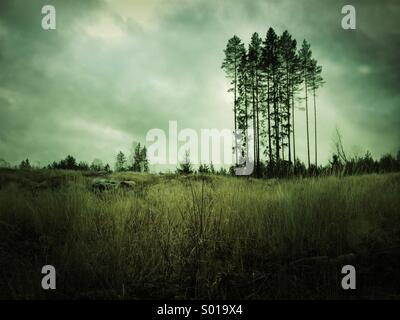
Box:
0 169 399 299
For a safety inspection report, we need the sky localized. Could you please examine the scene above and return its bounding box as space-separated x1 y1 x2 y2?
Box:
0 0 399 169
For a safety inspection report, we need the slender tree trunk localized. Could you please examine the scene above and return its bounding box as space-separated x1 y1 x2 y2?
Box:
256 74 260 177
267 76 272 164
252 76 257 175
274 79 280 163
234 58 238 166
313 84 317 167
291 83 296 166
245 86 249 162
305 74 310 168
287 64 291 163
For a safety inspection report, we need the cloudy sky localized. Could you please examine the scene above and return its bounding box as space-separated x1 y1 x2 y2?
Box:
0 0 399 169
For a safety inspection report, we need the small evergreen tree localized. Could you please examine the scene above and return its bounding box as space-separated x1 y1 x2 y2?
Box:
177 150 193 174
140 146 149 172
132 143 142 172
78 161 90 171
104 163 111 173
210 162 215 174
198 163 210 174
115 151 127 172
131 143 149 173
19 158 31 170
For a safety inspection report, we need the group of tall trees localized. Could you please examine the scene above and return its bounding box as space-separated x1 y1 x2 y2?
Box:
115 143 149 173
222 27 324 176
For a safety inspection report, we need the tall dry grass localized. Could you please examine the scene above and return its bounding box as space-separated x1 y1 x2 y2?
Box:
0 170 399 299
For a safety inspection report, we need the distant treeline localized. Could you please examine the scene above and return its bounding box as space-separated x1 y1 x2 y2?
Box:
255 151 400 178
44 143 150 173
174 149 400 177
47 156 112 172
181 150 400 178
1 143 150 174
1 148 399 178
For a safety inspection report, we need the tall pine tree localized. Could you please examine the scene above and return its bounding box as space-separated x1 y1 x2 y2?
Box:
299 40 312 168
248 32 263 176
222 36 246 165
309 58 324 167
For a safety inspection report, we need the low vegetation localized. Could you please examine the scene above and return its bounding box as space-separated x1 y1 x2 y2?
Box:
0 169 399 299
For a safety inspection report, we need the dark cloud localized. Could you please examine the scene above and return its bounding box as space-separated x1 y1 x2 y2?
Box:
0 0 398 167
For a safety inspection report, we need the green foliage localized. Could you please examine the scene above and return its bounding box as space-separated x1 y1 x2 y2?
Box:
223 28 324 175
198 163 210 174
221 35 246 87
78 161 90 171
48 155 78 170
19 158 31 170
130 143 149 173
104 163 111 173
258 150 400 178
115 151 127 172
45 156 109 172
176 150 193 174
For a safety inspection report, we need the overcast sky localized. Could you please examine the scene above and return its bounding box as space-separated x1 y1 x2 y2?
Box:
0 0 399 169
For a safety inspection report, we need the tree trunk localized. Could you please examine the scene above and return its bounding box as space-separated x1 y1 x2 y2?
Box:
305 74 310 168
274 79 280 163
267 76 272 164
234 57 238 166
287 64 291 164
256 73 260 177
291 83 296 167
252 76 257 176
313 84 317 167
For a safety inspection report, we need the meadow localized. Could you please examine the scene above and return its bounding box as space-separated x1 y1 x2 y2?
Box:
0 168 399 299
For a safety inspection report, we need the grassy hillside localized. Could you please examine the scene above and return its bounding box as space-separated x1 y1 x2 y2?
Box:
0 169 399 299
